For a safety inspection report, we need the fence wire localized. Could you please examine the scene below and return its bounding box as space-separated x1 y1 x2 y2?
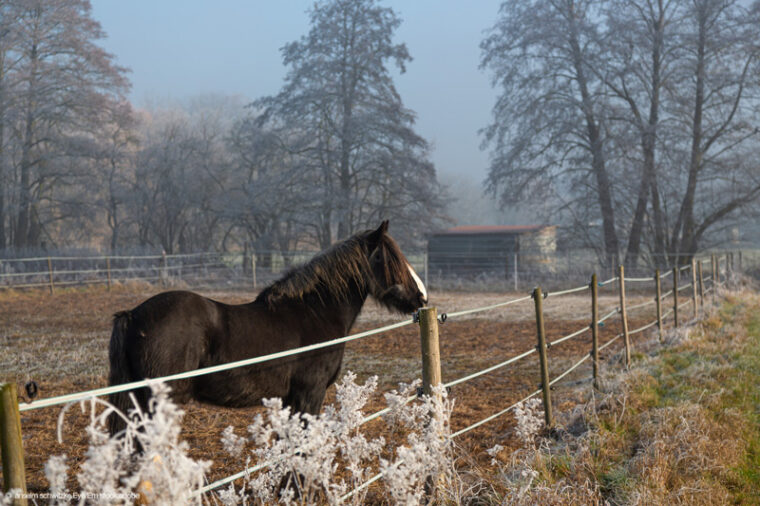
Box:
19 319 415 412
545 284 589 298
626 298 657 312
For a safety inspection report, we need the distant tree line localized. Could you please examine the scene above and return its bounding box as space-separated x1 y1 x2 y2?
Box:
4 0 757 266
481 0 760 267
0 0 446 258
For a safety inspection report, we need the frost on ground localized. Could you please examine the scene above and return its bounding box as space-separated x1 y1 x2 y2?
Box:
26 372 455 506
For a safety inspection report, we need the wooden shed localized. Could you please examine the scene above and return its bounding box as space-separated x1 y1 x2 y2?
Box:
427 225 557 279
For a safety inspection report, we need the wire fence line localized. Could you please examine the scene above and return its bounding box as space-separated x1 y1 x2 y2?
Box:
19 318 416 412
332 259 728 499
548 325 590 348
1 253 737 500
624 276 654 283
545 284 589 298
626 298 657 312
2 248 742 293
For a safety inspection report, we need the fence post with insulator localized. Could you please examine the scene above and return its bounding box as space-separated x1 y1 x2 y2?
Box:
698 261 704 311
532 286 553 428
691 259 698 318
418 307 442 401
655 269 663 341
711 255 717 305
673 266 679 327
591 274 599 389
725 252 731 285
251 255 257 290
618 265 631 368
47 257 54 294
106 256 112 291
160 250 167 287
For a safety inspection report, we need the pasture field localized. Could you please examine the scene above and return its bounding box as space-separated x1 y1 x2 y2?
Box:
0 284 661 497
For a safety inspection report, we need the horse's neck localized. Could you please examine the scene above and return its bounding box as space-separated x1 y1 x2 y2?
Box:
318 275 369 335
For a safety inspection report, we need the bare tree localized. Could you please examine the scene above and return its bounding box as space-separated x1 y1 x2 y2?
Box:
601 0 684 267
481 0 621 268
227 116 311 263
88 101 138 252
666 0 760 259
482 0 760 267
2 0 128 249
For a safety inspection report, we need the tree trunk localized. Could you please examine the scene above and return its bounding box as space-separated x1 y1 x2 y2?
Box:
569 18 619 269
625 5 664 269
651 180 667 268
15 114 34 248
0 52 6 250
673 11 706 261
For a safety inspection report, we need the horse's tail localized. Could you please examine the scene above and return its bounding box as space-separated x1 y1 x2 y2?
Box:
108 310 135 437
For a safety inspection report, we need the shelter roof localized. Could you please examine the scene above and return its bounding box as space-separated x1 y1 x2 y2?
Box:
432 225 552 236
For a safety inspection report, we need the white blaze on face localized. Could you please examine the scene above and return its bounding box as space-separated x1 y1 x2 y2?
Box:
406 262 428 302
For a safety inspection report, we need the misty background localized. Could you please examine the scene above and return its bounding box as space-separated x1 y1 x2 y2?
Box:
0 0 758 270
89 0 522 227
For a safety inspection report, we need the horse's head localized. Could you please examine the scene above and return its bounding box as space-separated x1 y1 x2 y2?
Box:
364 220 427 314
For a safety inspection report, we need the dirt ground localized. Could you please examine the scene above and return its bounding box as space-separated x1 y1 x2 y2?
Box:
0 282 670 498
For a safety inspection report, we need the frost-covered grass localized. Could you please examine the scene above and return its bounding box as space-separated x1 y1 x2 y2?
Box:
477 286 760 504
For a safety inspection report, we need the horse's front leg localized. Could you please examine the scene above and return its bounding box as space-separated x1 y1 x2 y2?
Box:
284 377 328 416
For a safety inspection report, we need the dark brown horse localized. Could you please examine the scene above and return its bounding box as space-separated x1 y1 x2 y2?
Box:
107 221 427 435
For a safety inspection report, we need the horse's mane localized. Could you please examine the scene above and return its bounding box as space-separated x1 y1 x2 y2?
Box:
256 232 374 308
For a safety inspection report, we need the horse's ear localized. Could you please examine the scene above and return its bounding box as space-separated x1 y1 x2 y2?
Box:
367 220 389 250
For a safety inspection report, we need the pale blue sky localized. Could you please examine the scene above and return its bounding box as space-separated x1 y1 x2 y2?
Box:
89 1 502 180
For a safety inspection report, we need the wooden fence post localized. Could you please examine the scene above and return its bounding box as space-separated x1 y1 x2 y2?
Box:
655 269 663 341
251 255 257 290
47 257 54 294
418 307 443 400
618 265 631 368
673 267 679 328
417 306 443 497
423 251 429 288
106 256 112 291
711 255 717 305
513 254 519 292
725 253 730 285
698 261 704 312
691 259 698 318
160 251 167 287
591 274 599 389
739 250 743 272
532 287 553 428
1 383 28 505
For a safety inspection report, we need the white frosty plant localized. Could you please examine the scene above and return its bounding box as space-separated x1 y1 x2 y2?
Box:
380 381 455 506
514 397 544 446
220 372 455 505
47 382 210 506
